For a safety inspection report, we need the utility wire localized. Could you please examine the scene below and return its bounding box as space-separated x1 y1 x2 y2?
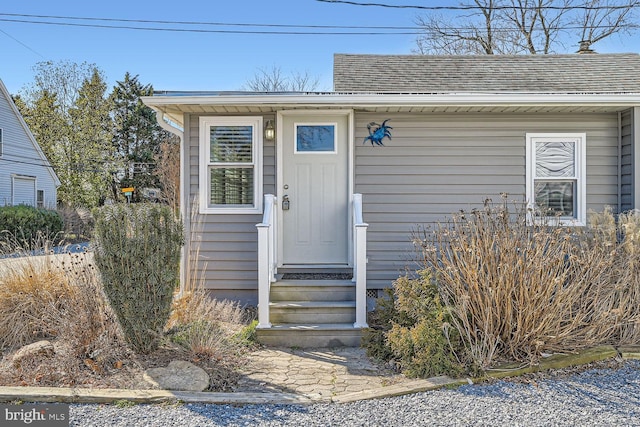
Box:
0 16 635 35
0 12 417 30
0 26 44 57
0 18 418 35
316 0 640 11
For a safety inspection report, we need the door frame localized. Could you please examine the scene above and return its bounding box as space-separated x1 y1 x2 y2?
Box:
276 109 355 268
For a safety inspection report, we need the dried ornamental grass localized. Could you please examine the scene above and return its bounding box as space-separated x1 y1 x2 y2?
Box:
590 208 640 345
418 198 617 369
167 289 247 357
0 256 73 348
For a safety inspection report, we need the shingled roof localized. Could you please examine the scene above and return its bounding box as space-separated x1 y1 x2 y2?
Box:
334 53 640 94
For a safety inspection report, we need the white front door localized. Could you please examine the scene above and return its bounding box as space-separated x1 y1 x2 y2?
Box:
281 113 349 265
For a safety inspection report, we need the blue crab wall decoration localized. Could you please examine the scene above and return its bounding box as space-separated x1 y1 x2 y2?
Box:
363 119 392 146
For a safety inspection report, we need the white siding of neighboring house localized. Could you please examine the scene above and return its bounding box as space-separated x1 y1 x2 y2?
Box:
0 80 59 208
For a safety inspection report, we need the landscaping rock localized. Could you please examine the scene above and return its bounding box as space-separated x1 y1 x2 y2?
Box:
12 340 55 368
143 360 210 392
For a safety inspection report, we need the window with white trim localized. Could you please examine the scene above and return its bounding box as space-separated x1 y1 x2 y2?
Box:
526 133 586 225
199 116 263 214
37 190 44 208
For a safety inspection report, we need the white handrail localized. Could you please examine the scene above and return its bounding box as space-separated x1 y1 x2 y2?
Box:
352 193 369 328
256 194 277 329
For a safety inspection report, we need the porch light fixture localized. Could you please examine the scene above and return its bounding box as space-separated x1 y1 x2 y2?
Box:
264 120 275 141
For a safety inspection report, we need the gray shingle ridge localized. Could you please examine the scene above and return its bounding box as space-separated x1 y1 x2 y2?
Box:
333 53 640 94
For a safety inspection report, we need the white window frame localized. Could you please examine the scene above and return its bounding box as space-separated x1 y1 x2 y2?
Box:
37 189 45 208
526 132 586 226
294 122 338 154
199 116 263 214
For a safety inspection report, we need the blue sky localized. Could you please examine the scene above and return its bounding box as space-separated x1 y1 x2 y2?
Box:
1 1 639 95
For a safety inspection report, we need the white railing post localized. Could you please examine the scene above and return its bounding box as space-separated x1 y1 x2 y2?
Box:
256 194 276 329
353 193 369 328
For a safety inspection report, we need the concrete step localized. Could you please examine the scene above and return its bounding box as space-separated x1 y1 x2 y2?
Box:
269 301 356 324
270 280 355 302
256 323 363 348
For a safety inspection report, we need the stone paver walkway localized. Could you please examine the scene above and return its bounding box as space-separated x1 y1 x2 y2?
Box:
234 347 412 399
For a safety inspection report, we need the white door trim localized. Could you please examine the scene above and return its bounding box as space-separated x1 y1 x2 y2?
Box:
276 109 354 268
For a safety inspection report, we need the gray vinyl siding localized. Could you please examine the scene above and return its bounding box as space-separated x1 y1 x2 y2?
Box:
186 113 275 305
0 88 57 208
621 109 634 211
355 112 620 290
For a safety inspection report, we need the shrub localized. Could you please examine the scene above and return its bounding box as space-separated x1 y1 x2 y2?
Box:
0 205 63 252
93 204 183 354
417 198 616 369
363 271 464 378
167 289 249 357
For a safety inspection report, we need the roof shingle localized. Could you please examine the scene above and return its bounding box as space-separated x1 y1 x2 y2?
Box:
333 53 640 94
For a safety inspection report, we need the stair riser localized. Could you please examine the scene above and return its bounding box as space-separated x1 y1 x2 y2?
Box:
270 287 356 302
270 308 356 324
257 330 362 348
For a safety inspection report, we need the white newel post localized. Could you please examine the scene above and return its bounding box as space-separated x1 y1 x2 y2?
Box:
353 193 369 328
256 194 276 329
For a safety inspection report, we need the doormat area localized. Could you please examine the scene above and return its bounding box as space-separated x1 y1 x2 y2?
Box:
281 273 353 280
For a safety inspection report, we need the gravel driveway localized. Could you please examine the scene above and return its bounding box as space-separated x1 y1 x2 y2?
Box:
71 360 640 426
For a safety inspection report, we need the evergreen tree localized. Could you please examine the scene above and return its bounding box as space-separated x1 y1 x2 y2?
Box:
68 69 115 207
17 61 114 208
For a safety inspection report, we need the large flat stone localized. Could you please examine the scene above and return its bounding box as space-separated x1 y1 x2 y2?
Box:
144 361 210 392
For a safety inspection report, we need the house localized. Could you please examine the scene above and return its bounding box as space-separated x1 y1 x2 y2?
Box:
0 79 59 208
143 53 640 347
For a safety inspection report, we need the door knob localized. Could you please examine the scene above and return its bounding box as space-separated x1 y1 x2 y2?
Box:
282 195 290 210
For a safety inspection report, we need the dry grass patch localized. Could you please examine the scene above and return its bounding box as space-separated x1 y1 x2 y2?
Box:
167 289 256 391
0 252 131 387
0 250 256 391
415 198 639 371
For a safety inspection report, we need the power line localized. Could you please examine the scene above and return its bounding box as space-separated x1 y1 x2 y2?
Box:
0 26 44 57
0 12 418 30
316 0 640 11
0 17 418 35
0 16 635 36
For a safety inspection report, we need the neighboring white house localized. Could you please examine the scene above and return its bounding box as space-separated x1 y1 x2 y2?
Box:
0 79 59 208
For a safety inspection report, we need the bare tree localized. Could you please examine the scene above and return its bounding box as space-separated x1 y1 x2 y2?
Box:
576 0 637 51
154 137 180 213
414 0 638 54
243 66 321 92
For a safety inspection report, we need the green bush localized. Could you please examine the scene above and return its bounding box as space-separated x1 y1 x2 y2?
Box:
0 205 63 251
92 204 183 354
363 270 464 378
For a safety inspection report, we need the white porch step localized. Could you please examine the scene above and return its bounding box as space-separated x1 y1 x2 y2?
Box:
257 275 362 348
257 323 362 348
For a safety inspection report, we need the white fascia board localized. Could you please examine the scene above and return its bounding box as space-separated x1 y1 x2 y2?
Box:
142 93 640 108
